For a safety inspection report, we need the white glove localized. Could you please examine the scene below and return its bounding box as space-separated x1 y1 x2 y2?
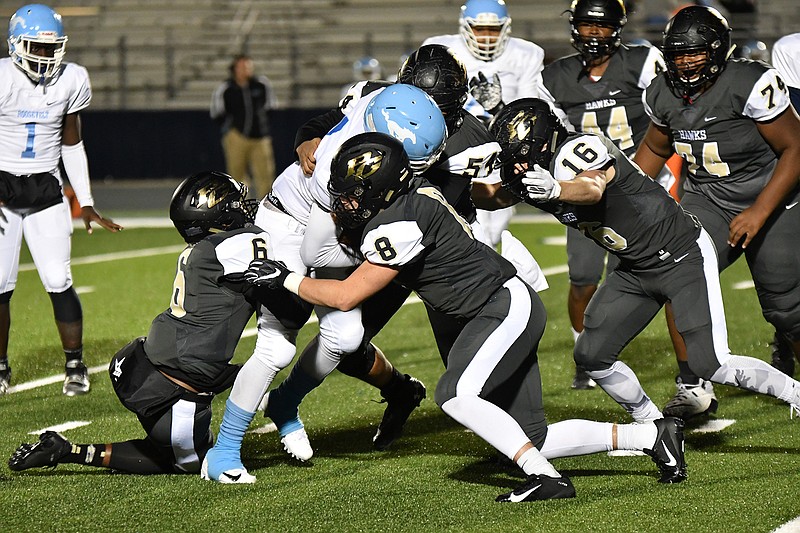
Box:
521 165 561 201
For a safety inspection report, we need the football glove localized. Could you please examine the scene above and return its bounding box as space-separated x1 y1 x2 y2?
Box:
521 165 561 201
469 72 504 114
244 259 291 290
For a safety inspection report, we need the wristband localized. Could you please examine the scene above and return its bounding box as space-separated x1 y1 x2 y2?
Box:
283 272 304 295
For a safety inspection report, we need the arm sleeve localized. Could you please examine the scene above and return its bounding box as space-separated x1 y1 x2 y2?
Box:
61 140 93 207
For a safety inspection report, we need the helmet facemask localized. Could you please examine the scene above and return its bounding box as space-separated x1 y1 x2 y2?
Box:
459 0 511 61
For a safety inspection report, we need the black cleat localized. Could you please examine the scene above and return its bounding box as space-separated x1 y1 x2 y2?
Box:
63 360 90 396
770 332 795 378
8 431 72 471
496 474 576 502
373 374 426 451
644 417 687 483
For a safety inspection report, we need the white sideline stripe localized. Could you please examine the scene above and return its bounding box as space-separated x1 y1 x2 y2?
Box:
248 422 278 435
29 420 92 435
732 280 755 290
689 419 736 433
75 286 95 294
7 364 107 394
20 245 186 272
772 517 800 533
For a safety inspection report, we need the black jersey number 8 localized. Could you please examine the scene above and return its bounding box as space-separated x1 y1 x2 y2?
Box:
374 237 397 261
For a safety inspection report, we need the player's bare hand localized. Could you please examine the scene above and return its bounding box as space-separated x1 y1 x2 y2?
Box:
81 206 123 234
297 138 321 175
728 206 768 249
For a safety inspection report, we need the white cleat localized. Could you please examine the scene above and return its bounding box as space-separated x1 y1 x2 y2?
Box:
200 457 256 484
281 428 314 462
790 403 800 420
662 377 718 420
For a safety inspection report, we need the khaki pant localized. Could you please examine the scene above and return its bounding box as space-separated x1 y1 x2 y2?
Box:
222 128 275 199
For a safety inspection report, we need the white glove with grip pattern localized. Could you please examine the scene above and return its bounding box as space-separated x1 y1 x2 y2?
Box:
521 165 561 201
469 72 503 113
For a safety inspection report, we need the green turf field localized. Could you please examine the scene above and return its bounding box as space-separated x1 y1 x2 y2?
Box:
2 220 798 532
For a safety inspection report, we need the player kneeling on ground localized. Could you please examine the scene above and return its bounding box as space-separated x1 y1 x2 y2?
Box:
244 132 687 502
8 172 310 476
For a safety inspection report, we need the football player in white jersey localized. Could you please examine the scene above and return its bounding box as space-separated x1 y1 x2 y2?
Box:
423 0 545 248
0 4 122 397
201 84 447 483
244 132 689 502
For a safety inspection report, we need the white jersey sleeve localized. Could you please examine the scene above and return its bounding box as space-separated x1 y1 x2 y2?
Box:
638 46 666 90
772 33 800 89
215 230 271 275
552 135 614 182
641 86 667 128
361 220 425 267
743 68 790 121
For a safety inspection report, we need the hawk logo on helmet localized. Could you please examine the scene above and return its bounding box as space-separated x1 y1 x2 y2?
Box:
507 111 534 142
346 150 384 181
196 186 226 209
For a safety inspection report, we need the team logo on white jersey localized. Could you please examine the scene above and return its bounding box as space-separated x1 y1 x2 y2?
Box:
381 109 417 144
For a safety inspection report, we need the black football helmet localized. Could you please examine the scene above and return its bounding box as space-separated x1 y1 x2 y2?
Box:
169 171 259 243
662 6 732 101
488 98 568 201
398 44 469 132
328 132 413 229
568 0 627 65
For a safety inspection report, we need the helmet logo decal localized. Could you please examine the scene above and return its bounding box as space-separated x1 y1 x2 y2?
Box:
507 111 534 141
346 150 384 181
196 186 225 208
380 109 417 145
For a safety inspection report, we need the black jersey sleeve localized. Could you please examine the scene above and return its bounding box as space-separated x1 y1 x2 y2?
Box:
294 108 345 153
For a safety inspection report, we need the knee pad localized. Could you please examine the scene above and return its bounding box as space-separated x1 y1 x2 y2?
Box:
336 341 375 378
318 316 364 356
40 266 72 293
49 287 82 323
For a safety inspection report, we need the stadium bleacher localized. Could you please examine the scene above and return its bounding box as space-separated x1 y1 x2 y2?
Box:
1 0 797 110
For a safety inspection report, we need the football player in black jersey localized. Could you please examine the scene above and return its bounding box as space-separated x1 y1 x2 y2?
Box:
8 172 310 480
245 132 690 502
284 44 537 451
540 0 679 391
634 6 800 412
490 98 800 429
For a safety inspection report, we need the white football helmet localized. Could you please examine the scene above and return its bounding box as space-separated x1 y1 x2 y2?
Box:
8 4 67 83
458 0 511 61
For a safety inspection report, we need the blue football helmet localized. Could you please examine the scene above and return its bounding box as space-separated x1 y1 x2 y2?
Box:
8 4 67 83
459 0 511 61
363 84 447 173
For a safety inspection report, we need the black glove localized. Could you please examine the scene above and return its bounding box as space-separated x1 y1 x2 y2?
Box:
469 72 504 114
244 259 291 290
